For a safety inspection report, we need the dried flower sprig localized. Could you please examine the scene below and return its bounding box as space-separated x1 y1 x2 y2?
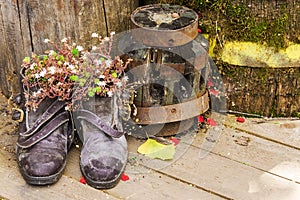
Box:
21 32 132 111
71 32 132 101
21 37 86 111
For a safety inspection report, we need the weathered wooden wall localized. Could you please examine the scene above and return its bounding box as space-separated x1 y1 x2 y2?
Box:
0 0 138 97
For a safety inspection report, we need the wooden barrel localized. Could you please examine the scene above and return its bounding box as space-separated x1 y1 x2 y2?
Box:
122 4 210 137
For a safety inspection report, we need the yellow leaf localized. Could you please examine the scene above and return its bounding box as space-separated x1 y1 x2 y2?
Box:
137 138 176 160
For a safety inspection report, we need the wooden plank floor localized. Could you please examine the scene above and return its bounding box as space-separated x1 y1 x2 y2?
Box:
1 93 300 199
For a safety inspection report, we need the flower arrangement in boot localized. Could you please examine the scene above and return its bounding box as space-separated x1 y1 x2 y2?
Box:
16 37 86 185
71 32 131 103
72 32 132 189
16 32 134 189
21 37 86 111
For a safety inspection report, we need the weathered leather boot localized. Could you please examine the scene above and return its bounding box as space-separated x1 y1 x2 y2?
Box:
74 96 128 189
14 69 74 185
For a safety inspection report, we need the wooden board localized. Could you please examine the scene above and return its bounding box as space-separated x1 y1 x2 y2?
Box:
64 147 222 200
225 115 300 150
193 127 300 183
0 0 138 97
0 150 117 200
0 1 27 96
104 0 138 33
126 122 300 199
159 133 300 199
0 146 221 200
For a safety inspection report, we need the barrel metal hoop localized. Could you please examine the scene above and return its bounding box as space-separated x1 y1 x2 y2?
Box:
133 91 209 124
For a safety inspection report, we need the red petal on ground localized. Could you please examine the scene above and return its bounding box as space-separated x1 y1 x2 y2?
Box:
208 79 214 87
237 117 245 123
79 176 86 184
170 137 179 146
207 118 217 126
198 28 202 33
198 115 205 123
121 173 129 181
209 89 219 96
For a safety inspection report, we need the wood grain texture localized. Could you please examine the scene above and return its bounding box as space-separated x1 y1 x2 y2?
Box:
0 0 138 97
103 0 138 34
0 1 28 97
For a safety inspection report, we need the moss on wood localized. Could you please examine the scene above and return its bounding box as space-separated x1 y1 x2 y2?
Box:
144 0 299 50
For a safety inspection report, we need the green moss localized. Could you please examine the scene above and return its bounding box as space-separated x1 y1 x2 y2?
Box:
291 111 300 118
155 0 297 50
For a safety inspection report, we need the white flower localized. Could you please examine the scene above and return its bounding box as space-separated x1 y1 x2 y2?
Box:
67 64 75 70
94 59 102 66
30 63 36 70
65 105 70 111
98 81 106 86
76 45 83 51
107 91 113 97
61 38 67 43
39 69 47 77
44 39 50 43
49 50 55 56
123 76 129 82
105 60 112 66
110 31 115 36
92 46 97 51
92 33 99 38
48 66 56 75
104 37 110 41
34 73 41 79
99 74 105 79
33 89 42 97
116 81 123 88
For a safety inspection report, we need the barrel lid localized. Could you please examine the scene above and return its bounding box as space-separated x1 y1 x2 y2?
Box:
131 4 198 47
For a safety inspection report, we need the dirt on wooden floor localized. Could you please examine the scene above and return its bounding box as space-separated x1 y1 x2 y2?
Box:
0 92 18 154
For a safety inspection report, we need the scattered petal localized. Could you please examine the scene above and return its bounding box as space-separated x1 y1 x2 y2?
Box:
207 79 214 87
121 173 129 181
79 176 86 184
170 137 179 146
198 28 202 33
209 89 219 96
197 115 205 123
207 118 217 126
237 117 245 123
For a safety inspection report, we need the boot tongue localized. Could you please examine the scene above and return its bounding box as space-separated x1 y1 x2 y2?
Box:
84 96 123 132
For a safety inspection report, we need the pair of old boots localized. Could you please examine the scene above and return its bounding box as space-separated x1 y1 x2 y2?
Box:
15 92 128 189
